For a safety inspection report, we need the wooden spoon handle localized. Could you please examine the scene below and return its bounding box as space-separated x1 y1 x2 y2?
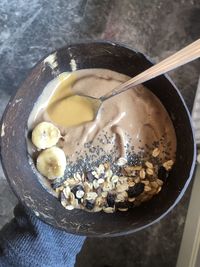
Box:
101 39 200 101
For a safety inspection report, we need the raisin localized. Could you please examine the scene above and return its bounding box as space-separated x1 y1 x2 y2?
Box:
107 194 115 207
127 183 144 198
86 171 95 182
158 166 169 182
85 200 94 210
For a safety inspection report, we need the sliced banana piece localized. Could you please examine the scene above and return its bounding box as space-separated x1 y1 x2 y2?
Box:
36 146 66 180
32 121 61 149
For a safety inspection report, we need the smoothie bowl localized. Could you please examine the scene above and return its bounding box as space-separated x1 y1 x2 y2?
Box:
0 41 196 236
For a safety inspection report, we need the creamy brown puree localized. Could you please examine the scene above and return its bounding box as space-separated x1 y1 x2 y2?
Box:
28 69 176 169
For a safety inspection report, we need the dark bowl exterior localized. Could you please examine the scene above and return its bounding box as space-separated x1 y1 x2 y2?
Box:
0 41 196 237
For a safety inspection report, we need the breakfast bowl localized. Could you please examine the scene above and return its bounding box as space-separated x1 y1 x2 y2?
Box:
0 41 196 237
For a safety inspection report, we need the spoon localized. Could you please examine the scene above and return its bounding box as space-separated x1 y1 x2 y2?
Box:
76 38 200 118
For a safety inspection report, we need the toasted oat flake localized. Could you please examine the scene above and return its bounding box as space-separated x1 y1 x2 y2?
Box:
74 173 82 181
139 169 146 179
65 205 75 210
128 181 135 187
103 207 115 213
116 183 129 193
134 177 140 183
146 168 154 175
93 179 100 189
103 182 113 192
156 186 162 193
67 178 79 186
144 185 151 192
128 197 135 202
117 157 127 166
96 164 105 175
145 161 153 169
141 180 150 185
93 206 103 212
148 188 157 195
101 191 108 198
86 192 98 200
151 181 159 189
104 162 110 170
63 186 71 199
92 171 98 178
111 175 119 184
163 160 174 170
83 182 93 193
105 169 113 179
95 196 104 206
69 192 75 202
118 208 128 212
98 178 105 184
156 179 163 186
152 148 160 157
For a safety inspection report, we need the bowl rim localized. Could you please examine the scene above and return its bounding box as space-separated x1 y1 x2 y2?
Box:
0 40 197 237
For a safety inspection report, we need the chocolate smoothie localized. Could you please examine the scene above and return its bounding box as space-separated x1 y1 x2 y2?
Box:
28 69 176 213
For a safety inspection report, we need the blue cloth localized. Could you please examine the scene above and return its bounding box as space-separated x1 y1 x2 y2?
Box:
0 205 85 267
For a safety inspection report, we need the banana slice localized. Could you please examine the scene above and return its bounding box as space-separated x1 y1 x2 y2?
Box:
32 122 61 149
36 146 66 180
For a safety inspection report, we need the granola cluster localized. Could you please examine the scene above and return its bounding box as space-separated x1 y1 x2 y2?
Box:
54 148 174 213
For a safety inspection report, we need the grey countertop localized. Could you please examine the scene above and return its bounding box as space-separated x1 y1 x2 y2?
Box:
0 1 200 266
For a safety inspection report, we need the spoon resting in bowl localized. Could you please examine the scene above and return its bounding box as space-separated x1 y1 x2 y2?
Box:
68 38 200 121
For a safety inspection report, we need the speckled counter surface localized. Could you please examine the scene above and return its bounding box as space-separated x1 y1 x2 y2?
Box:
0 1 199 266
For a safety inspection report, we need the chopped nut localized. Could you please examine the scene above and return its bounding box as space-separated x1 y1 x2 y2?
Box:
145 161 153 169
152 148 160 157
163 160 174 171
139 169 146 179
